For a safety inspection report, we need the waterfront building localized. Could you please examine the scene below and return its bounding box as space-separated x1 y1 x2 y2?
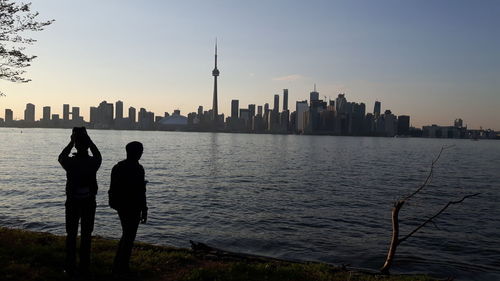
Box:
231 99 239 119
129 107 136 124
248 104 255 119
273 94 279 113
4 109 13 124
283 89 288 111
63 104 70 122
310 84 319 101
384 110 397 137
116 100 123 120
397 115 410 135
296 100 308 133
42 106 51 121
257 105 263 116
374 101 381 119
24 103 35 123
454 118 463 128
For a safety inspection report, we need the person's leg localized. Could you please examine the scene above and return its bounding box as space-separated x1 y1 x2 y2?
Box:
79 197 96 272
65 199 80 274
113 209 140 274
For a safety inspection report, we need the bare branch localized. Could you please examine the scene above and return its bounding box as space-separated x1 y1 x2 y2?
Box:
398 193 480 244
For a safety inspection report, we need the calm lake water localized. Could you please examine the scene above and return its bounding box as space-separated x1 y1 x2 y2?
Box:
0 128 499 280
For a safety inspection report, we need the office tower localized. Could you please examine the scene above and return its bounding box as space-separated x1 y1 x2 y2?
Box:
239 109 249 123
398 115 410 135
24 103 35 123
454 118 463 128
257 105 263 116
296 100 308 133
42 106 51 121
384 110 396 137
264 103 269 112
63 104 70 121
90 107 98 124
72 107 80 121
283 89 288 111
374 101 381 118
5 109 13 123
128 107 136 123
273 94 279 112
198 106 203 116
231 99 239 119
248 104 255 119
51 114 60 121
310 84 319 101
212 41 220 122
336 94 347 114
116 100 123 120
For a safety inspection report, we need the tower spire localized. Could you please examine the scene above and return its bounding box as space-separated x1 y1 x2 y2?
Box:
212 39 220 125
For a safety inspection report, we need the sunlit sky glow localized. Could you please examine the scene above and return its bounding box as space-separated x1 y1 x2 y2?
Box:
1 0 499 129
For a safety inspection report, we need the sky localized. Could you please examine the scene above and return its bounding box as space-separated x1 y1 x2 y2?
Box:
1 0 499 129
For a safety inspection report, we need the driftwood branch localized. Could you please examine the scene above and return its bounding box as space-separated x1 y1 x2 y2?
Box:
380 145 478 274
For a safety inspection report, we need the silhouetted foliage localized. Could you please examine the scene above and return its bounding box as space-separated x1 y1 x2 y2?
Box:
0 0 53 95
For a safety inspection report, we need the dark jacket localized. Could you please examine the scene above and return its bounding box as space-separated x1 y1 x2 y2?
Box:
109 159 147 211
59 147 102 199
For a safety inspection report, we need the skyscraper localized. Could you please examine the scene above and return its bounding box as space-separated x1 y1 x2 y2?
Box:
374 101 381 118
310 84 319 101
257 106 263 116
231 99 239 119
72 107 80 121
248 104 255 119
212 41 220 123
116 100 123 120
273 94 279 112
129 107 136 123
283 89 288 111
296 100 308 133
63 104 70 122
24 103 35 123
42 106 51 121
5 109 13 124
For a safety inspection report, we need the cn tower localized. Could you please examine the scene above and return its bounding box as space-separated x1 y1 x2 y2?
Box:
211 40 219 123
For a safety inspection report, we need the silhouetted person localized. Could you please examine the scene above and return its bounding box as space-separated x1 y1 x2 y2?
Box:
109 141 148 277
58 127 101 276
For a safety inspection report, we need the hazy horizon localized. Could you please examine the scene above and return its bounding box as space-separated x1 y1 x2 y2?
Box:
1 0 498 130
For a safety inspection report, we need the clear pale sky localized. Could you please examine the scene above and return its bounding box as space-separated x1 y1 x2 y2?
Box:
1 0 499 129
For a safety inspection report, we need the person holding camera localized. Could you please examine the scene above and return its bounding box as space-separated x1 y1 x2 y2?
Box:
58 127 102 276
108 141 148 277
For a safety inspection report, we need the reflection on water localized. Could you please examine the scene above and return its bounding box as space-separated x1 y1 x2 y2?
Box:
0 128 499 280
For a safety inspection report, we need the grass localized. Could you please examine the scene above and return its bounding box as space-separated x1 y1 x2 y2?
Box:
0 227 437 281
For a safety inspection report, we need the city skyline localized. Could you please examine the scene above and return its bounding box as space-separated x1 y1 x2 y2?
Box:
0 0 498 130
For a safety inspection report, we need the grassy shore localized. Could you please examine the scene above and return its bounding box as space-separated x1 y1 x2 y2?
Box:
0 227 437 281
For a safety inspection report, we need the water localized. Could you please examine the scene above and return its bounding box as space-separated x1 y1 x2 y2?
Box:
0 128 499 280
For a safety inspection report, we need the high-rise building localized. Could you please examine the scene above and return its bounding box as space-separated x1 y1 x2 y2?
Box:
296 100 308 133
248 104 255 119
197 106 203 116
397 115 410 135
90 107 98 124
42 106 51 121
63 104 70 122
231 99 239 119
116 100 123 120
257 106 263 117
128 107 136 123
336 94 347 114
264 103 269 112
374 101 381 118
283 89 288 111
454 118 463 128
24 103 35 123
273 94 279 112
72 107 80 121
310 84 319 102
212 41 220 123
5 109 13 124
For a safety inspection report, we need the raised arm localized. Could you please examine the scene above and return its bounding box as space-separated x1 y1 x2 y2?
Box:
58 138 74 168
89 140 102 170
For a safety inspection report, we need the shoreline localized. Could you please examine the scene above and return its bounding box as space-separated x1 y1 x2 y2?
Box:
0 226 438 281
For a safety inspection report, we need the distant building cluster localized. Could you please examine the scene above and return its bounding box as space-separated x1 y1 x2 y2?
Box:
1 43 497 140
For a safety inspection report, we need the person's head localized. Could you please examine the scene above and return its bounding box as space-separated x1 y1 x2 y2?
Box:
126 141 143 161
72 127 91 153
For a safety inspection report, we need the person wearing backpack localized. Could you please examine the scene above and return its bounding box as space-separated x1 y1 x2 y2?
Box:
108 141 148 277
